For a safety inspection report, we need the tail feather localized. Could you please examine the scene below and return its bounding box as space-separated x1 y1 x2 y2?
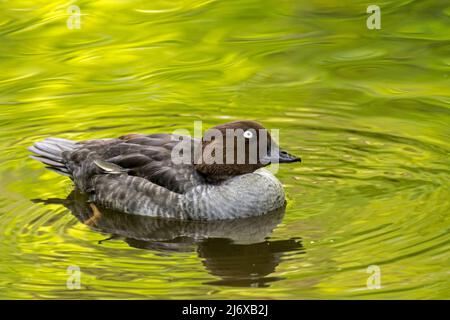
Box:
45 137 76 149
28 138 77 177
46 166 72 177
30 155 65 167
28 145 63 162
34 141 66 154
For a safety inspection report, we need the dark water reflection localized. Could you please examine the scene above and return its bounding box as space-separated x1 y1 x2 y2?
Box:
35 191 304 288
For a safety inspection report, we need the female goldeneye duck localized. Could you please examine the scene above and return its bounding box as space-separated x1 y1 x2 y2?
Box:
29 120 301 220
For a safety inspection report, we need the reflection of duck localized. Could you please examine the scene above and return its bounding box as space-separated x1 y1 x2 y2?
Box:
198 238 304 287
35 191 304 287
29 120 300 220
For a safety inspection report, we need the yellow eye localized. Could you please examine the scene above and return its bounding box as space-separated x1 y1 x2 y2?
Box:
243 130 253 139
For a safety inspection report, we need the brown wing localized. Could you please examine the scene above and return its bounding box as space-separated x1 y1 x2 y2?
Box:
63 133 203 194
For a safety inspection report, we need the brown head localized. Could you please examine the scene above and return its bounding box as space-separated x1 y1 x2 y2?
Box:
194 120 300 179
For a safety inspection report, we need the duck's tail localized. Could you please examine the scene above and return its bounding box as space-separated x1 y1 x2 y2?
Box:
28 138 77 177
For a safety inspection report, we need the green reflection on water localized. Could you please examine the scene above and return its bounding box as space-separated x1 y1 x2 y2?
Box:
0 0 449 299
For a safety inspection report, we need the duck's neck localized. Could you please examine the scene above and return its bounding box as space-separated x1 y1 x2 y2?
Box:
196 170 239 184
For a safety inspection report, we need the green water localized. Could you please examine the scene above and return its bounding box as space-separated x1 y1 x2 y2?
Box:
0 0 449 299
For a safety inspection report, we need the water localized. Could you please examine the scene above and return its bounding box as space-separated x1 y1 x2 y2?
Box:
0 0 449 299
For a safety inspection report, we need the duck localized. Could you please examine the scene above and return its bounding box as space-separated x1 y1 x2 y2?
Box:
29 120 301 220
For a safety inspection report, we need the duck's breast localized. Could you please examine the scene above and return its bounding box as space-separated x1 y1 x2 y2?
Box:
183 168 286 220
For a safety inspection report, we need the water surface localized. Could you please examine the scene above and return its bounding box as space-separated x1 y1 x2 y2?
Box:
0 0 449 299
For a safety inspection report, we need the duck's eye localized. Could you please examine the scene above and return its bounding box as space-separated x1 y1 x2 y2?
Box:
243 130 253 139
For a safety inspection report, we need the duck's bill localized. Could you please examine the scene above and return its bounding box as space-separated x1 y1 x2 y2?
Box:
278 149 301 163
261 149 301 164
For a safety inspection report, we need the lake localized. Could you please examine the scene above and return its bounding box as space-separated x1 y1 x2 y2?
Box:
0 0 449 299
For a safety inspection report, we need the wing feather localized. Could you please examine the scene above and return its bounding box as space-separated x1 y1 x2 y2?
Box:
63 133 202 194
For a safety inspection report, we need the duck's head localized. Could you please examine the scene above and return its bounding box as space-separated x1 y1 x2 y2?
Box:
194 120 301 178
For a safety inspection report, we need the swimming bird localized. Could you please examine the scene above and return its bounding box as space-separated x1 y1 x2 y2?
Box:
29 120 300 220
